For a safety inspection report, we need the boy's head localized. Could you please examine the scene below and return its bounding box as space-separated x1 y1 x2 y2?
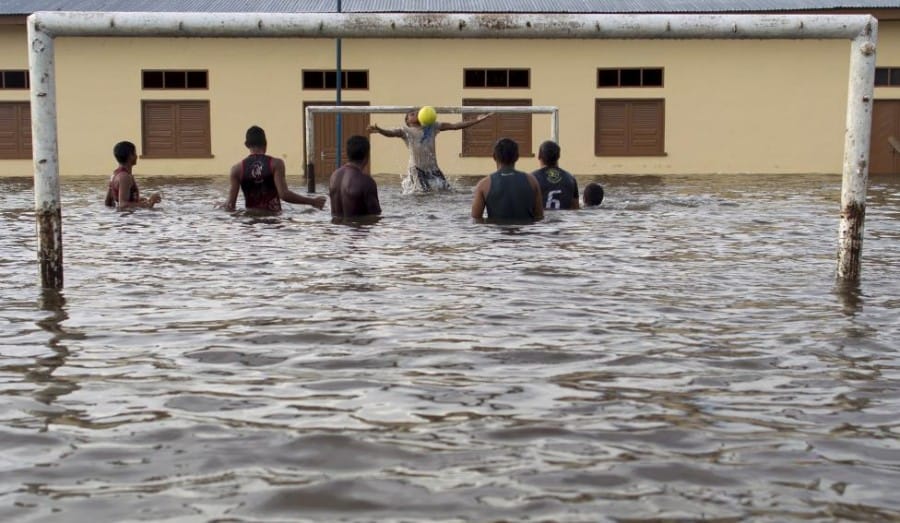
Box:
493 138 519 166
347 135 370 163
583 182 605 207
113 141 137 164
538 140 561 167
245 126 267 148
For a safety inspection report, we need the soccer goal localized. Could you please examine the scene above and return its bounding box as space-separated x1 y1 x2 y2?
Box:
303 104 559 192
27 12 878 288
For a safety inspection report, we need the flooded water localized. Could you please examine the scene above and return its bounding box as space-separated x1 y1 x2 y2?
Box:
1 173 899 522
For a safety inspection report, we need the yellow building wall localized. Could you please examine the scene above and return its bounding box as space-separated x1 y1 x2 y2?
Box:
361 37 849 176
3 20 899 178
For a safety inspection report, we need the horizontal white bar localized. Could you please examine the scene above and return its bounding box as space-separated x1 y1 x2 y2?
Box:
306 106 557 114
31 12 874 40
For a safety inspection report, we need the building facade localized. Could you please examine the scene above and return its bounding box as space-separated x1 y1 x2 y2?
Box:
1 1 899 178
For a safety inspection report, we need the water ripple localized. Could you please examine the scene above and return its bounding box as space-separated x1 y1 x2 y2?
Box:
1 174 899 521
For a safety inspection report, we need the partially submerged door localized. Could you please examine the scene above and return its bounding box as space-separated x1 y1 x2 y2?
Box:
304 101 370 181
870 100 900 175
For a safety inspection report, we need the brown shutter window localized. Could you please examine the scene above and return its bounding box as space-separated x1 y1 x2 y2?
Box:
595 99 665 156
462 98 532 157
142 100 211 158
0 102 31 160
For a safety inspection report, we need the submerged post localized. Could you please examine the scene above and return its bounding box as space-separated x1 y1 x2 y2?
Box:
838 22 878 281
28 17 63 289
305 105 316 192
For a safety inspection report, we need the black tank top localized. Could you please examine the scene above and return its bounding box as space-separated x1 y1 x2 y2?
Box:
240 154 281 211
485 169 536 220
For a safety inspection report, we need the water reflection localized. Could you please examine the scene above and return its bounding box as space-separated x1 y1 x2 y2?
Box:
31 290 79 412
834 278 864 316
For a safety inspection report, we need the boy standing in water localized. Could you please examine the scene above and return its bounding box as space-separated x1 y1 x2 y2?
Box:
471 138 543 221
367 109 493 193
225 126 326 213
105 141 161 209
329 135 381 220
532 140 580 210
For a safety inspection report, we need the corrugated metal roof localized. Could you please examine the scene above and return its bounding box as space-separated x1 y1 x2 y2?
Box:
1 0 898 16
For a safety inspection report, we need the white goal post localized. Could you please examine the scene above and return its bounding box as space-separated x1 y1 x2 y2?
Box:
304 104 559 190
27 12 878 288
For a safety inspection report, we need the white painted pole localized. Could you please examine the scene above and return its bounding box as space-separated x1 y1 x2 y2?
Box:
31 12 870 40
304 105 316 193
838 22 878 281
28 15 63 289
551 111 559 145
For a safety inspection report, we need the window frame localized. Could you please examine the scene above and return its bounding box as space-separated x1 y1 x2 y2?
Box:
141 70 209 90
0 70 30 90
875 67 900 87
597 67 665 88
463 68 531 89
301 69 369 90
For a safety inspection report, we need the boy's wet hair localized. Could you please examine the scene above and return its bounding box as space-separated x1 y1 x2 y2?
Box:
347 135 370 162
493 138 519 165
583 182 605 206
245 126 267 148
113 141 136 164
538 140 561 166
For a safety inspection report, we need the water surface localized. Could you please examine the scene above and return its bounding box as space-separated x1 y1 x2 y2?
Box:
1 173 899 522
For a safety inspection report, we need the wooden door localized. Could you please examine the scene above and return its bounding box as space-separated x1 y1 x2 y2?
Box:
303 101 370 181
870 100 900 175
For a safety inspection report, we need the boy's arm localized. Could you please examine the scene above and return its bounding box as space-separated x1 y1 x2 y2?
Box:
365 178 382 216
440 113 493 131
471 177 489 219
527 173 544 220
367 124 403 138
115 173 156 209
273 158 326 209
224 163 241 211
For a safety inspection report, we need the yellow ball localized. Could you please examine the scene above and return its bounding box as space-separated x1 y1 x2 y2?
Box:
417 106 437 126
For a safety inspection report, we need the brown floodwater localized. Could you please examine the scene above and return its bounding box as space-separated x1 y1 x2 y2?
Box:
1 173 899 522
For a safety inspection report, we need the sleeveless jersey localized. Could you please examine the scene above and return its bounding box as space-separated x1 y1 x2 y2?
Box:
240 154 281 212
485 169 536 220
533 166 579 210
107 167 140 205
